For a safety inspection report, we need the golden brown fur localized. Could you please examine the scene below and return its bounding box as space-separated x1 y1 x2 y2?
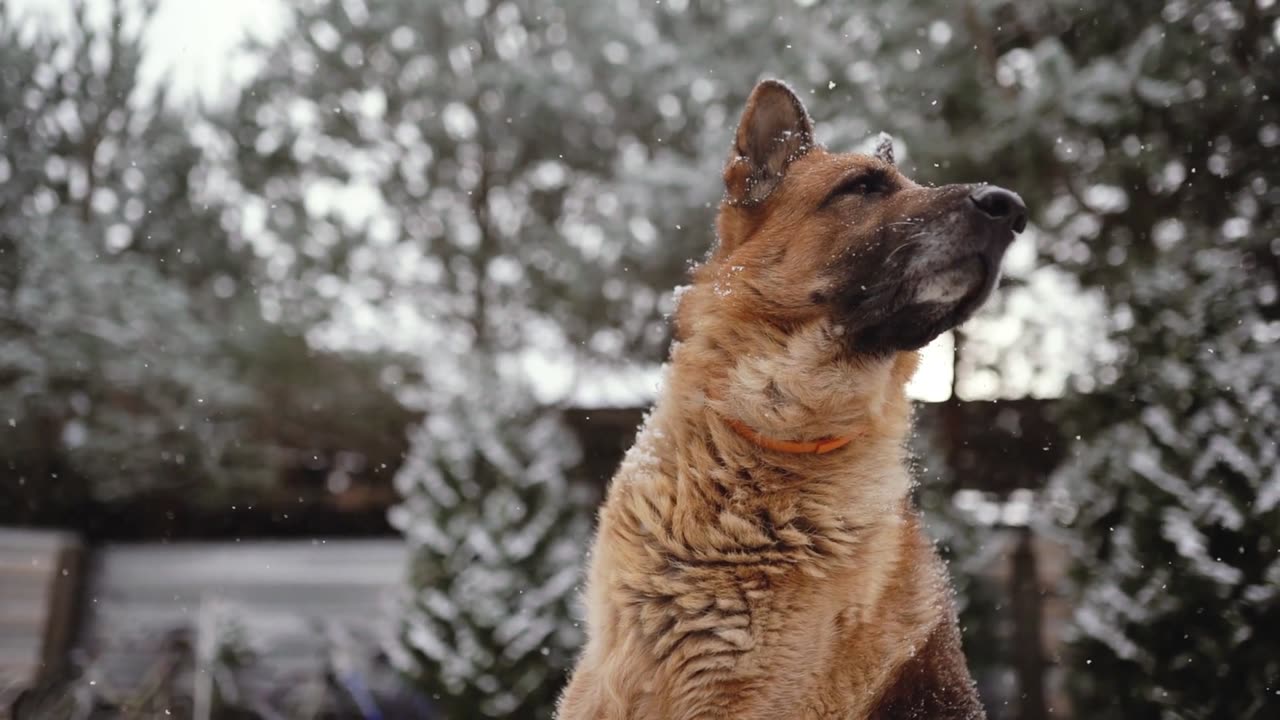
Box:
558 80 1021 720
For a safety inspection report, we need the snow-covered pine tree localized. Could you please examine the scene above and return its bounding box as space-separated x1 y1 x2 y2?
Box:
1051 233 1279 718
0 0 269 512
996 2 1280 717
1 212 257 503
387 355 589 717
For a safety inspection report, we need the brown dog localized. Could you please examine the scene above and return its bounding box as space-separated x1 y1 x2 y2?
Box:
558 79 1025 720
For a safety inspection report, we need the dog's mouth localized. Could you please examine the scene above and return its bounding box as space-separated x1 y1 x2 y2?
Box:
912 255 988 308
824 189 1022 356
841 252 1003 355
941 253 998 321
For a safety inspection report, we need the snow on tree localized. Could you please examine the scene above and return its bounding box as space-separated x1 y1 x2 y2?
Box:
1050 234 1279 718
996 2 1280 717
2 212 259 502
387 355 590 717
0 0 271 511
1 0 414 528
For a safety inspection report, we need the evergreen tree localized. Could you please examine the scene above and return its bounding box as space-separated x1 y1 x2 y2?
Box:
1041 0 1280 709
1 0 412 527
387 356 589 717
932 1 1280 716
1052 236 1279 718
1 213 258 505
0 0 270 513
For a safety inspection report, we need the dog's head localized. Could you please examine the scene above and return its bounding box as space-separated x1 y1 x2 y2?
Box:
678 80 1025 360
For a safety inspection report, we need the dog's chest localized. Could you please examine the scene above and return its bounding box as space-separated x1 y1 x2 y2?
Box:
610 560 912 720
600 468 918 717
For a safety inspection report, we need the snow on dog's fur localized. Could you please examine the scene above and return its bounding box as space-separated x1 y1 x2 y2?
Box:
559 80 1026 720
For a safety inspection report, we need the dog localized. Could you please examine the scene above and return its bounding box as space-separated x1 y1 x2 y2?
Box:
558 79 1026 720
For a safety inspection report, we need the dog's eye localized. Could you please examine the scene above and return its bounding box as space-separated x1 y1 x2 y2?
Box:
826 170 892 204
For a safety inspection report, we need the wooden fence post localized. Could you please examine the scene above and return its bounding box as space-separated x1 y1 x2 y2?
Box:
1010 525 1048 720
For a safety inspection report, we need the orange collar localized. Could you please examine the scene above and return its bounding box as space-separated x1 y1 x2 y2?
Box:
722 417 858 455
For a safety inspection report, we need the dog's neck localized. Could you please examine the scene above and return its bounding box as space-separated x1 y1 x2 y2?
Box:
666 319 917 439
631 320 920 548
701 323 915 442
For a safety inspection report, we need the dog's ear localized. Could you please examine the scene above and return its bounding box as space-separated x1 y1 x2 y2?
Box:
874 132 896 165
723 80 814 205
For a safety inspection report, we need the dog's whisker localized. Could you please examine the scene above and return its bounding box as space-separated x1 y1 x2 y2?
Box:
881 239 922 268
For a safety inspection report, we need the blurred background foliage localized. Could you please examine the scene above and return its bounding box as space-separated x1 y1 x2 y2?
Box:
2 0 1278 718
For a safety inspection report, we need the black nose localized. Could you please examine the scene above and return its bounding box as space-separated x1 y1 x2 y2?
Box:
970 185 1028 233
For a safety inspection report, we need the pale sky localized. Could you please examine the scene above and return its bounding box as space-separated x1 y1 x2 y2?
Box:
9 0 287 107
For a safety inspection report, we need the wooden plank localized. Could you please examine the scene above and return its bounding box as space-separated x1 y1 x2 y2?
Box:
0 528 83 710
